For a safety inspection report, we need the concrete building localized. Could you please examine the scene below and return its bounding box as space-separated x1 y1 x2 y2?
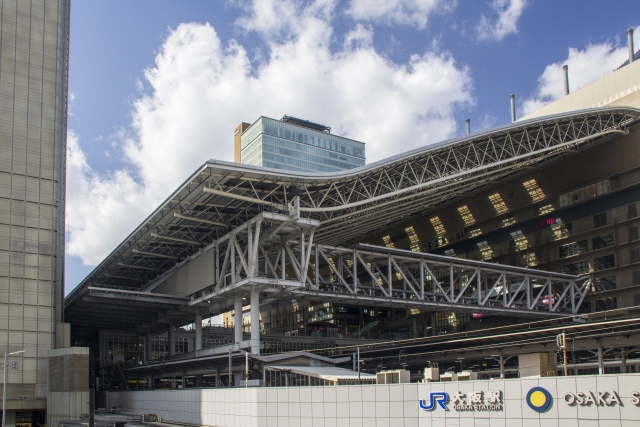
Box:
235 115 366 172
0 0 72 426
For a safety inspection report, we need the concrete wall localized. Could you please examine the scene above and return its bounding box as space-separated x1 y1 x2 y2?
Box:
47 347 90 427
108 373 640 427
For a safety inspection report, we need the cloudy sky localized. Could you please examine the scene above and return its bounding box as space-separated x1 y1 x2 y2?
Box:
65 0 640 292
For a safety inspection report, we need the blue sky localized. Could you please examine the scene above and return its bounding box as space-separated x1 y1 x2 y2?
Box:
65 0 640 292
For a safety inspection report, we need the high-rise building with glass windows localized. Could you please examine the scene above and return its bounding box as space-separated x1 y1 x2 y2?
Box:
234 115 366 173
0 0 70 425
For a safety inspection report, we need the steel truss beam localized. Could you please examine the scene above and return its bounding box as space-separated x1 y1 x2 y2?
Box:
188 213 588 317
66 109 631 318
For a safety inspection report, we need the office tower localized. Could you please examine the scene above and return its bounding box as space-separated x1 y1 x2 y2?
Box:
0 0 70 424
236 115 366 172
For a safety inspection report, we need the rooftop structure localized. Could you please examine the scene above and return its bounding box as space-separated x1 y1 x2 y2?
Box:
63 107 639 372
520 29 640 121
235 115 365 172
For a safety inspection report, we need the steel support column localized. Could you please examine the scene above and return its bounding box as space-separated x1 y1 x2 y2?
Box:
234 296 243 344
145 333 152 363
598 342 604 375
168 323 176 357
195 314 202 352
250 286 260 354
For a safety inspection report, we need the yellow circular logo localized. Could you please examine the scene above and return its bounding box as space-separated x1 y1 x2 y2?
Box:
526 387 551 412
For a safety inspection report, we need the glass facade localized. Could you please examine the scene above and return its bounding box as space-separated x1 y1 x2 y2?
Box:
240 117 365 173
0 0 69 406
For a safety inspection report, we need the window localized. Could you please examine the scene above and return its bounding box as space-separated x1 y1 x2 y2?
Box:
477 241 493 261
632 227 639 242
430 216 446 237
510 230 529 251
444 249 456 257
405 226 421 252
593 212 607 228
595 297 617 312
502 216 515 227
538 204 554 215
551 221 572 240
593 255 615 271
634 271 640 287
560 260 590 275
632 249 640 264
488 193 508 215
523 179 546 202
457 205 476 226
524 253 539 267
557 179 610 208
593 276 616 292
592 233 614 250
468 228 482 238
559 240 588 258
630 203 637 219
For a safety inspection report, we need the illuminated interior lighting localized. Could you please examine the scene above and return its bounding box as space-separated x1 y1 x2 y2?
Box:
488 193 509 215
430 216 446 236
469 228 482 237
551 219 570 241
383 235 395 248
405 226 421 252
477 241 493 261
510 230 529 251
539 204 554 215
502 217 516 227
523 179 546 202
457 205 476 226
525 253 539 267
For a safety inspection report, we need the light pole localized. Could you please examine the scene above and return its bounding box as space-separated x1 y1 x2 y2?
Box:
2 350 24 427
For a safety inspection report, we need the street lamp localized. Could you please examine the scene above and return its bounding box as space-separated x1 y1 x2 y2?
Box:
2 350 24 427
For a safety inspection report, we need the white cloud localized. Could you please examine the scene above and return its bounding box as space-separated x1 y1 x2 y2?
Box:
476 0 527 41
345 0 455 29
66 131 151 266
66 0 473 267
521 27 640 116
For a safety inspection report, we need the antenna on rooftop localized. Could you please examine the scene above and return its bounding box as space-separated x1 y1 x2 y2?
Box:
563 65 570 95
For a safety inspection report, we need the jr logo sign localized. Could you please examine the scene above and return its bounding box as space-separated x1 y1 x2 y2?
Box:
419 392 449 411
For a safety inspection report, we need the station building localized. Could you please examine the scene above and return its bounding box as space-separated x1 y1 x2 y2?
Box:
60 26 640 427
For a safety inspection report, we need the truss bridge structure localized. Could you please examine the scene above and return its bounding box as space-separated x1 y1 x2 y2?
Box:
64 107 640 353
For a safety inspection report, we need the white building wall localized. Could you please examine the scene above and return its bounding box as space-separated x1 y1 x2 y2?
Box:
108 373 640 427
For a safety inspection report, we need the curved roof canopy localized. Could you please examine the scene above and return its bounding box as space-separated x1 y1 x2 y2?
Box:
65 107 640 308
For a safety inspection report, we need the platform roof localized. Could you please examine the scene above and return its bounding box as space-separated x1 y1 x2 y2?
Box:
64 107 640 332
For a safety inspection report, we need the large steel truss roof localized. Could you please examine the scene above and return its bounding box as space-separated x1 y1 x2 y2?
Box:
65 107 640 312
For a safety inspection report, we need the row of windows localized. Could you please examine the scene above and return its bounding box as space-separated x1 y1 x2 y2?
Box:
558 179 610 208
560 255 615 275
261 135 364 164
559 233 613 258
242 117 365 158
